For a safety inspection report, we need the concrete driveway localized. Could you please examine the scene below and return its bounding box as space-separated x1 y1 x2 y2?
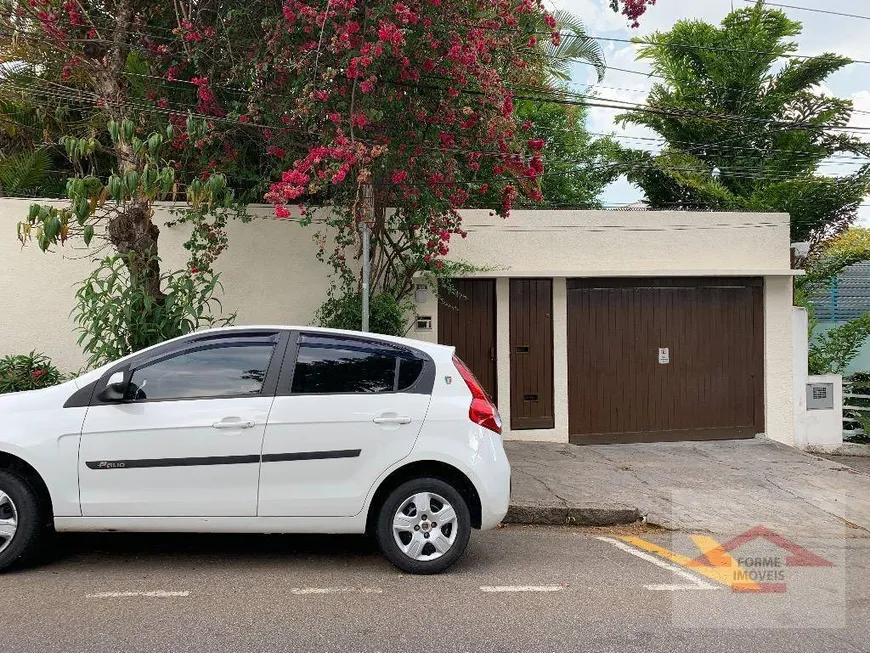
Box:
505 438 870 537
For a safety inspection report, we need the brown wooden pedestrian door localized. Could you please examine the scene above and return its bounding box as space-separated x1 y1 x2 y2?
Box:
438 279 497 403
510 279 554 430
567 278 764 444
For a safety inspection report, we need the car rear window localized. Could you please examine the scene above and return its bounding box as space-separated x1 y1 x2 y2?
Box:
291 334 426 394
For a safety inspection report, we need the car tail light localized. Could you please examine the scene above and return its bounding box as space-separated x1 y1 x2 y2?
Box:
452 355 502 435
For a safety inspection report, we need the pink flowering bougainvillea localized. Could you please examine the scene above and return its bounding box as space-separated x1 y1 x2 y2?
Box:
610 0 657 28
1 0 656 304
256 0 575 297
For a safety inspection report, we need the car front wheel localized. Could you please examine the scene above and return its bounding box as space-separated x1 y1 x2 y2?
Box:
375 477 471 574
0 469 47 572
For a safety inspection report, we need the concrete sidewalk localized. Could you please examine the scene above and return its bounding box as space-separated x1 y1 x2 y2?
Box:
504 438 870 537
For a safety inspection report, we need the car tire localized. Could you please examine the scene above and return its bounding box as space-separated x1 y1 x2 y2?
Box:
0 469 47 572
375 477 471 575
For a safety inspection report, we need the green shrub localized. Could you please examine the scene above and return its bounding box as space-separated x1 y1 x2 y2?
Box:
75 253 235 368
0 351 63 393
314 291 406 336
849 371 870 395
809 314 870 375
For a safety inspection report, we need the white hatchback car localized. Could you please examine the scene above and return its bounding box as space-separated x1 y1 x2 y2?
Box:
0 327 510 574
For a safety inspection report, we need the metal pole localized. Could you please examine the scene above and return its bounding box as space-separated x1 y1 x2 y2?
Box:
361 220 371 332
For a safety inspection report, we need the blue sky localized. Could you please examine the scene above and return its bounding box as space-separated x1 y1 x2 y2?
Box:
552 0 870 222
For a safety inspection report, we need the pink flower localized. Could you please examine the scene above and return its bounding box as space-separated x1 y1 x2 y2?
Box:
351 112 368 129
528 138 545 152
275 205 291 219
377 20 405 52
502 95 514 117
392 170 408 183
313 90 330 101
544 14 557 28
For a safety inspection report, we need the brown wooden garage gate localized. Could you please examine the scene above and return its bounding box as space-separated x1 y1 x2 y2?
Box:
567 278 764 445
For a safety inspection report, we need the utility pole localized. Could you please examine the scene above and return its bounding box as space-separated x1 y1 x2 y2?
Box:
360 183 372 332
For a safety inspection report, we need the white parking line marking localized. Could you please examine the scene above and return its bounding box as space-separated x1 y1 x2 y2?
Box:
643 584 718 591
86 591 190 598
596 536 718 591
480 585 564 593
288 587 383 595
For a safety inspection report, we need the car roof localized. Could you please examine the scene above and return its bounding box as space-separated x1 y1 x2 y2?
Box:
194 325 455 357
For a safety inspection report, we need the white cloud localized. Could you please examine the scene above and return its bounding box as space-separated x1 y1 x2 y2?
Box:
850 90 870 131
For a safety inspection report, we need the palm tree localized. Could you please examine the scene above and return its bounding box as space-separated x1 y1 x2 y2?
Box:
544 10 607 86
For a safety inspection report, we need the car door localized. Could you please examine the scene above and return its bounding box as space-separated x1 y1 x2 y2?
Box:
258 332 434 517
78 330 287 518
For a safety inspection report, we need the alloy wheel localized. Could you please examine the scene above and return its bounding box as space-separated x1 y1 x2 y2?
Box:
392 492 458 561
0 490 18 555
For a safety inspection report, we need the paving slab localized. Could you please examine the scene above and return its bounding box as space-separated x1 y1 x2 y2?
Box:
504 438 870 537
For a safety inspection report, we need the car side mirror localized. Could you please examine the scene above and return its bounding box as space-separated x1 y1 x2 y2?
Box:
98 371 128 403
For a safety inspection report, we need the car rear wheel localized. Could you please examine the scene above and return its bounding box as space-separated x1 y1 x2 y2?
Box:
375 477 471 574
0 469 47 572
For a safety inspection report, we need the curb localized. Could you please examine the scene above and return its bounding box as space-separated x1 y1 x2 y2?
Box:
504 504 643 527
807 443 870 457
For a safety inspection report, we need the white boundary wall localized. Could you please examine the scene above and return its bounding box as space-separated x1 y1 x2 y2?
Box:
0 200 796 445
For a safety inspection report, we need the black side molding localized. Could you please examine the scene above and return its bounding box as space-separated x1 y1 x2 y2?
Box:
85 449 362 470
262 449 361 463
86 455 260 470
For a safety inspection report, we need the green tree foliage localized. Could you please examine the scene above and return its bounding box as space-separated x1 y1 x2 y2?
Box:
0 149 56 197
809 316 870 376
515 100 620 208
798 228 870 375
617 2 870 246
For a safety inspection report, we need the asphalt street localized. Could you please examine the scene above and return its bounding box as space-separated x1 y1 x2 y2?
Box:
2 525 868 653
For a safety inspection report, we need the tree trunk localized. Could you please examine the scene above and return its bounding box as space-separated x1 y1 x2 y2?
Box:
95 0 165 303
106 199 163 300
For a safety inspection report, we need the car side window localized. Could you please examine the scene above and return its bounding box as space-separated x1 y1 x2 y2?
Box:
127 335 278 401
291 334 425 394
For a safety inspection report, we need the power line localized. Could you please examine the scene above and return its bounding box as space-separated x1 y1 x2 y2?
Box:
9 73 870 174
6 77 870 197
740 1 870 21
4 21 866 125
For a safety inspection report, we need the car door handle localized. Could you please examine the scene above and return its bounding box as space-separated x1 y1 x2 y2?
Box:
373 416 412 425
212 419 256 430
